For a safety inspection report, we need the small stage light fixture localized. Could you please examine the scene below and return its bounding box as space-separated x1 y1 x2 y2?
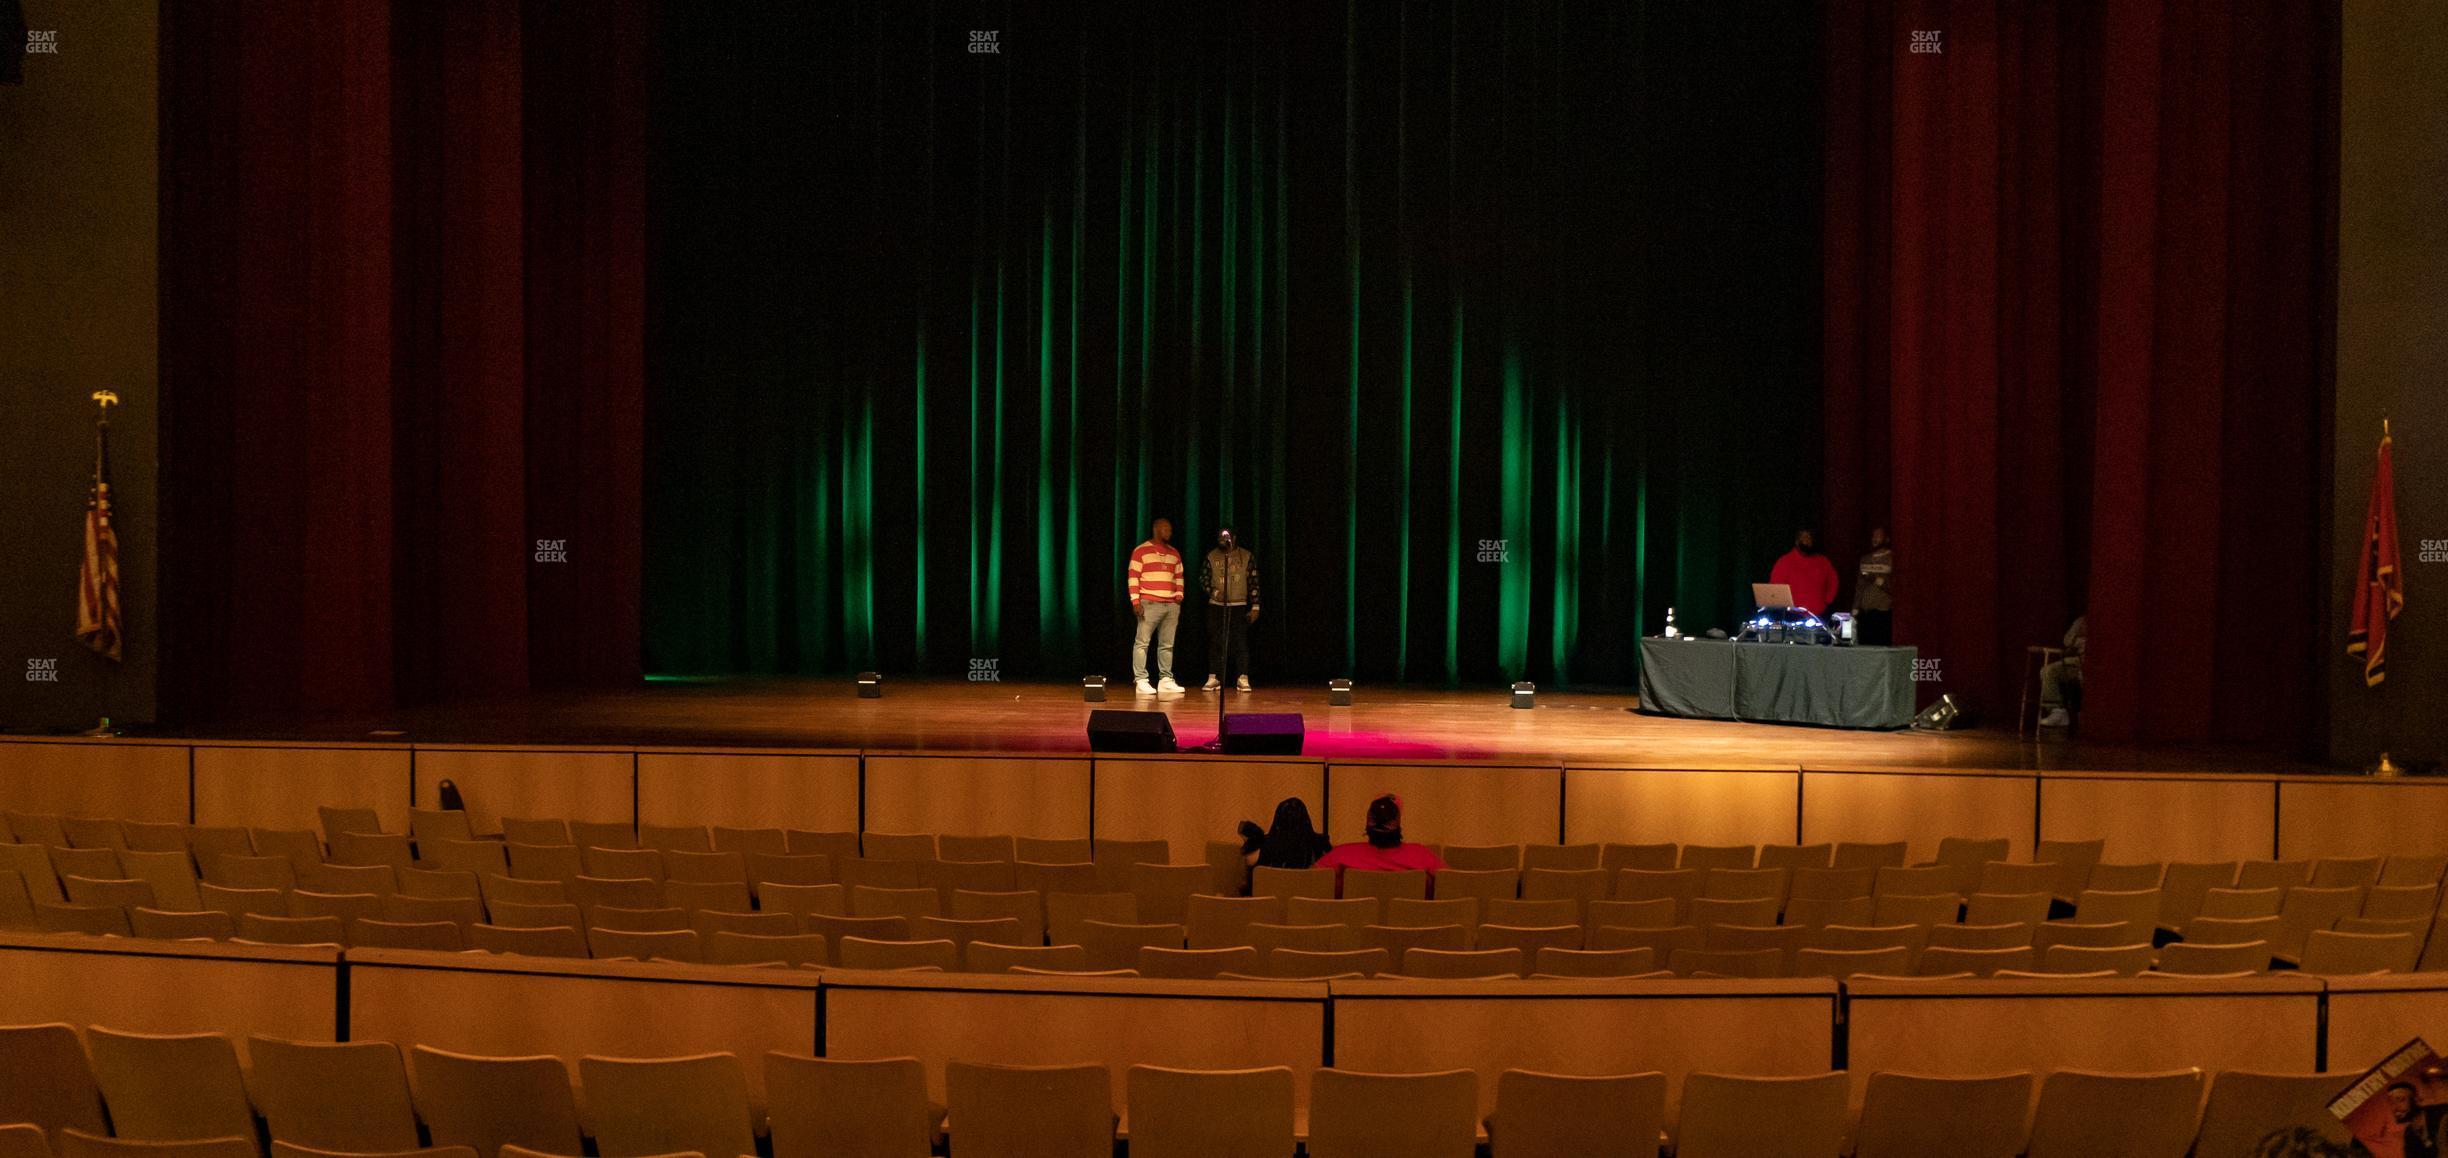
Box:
1511 681 1536 709
856 672 883 699
1328 679 1353 706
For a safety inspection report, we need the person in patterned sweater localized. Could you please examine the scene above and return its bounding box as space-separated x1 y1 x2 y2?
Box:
1201 527 1260 692
1127 517 1185 696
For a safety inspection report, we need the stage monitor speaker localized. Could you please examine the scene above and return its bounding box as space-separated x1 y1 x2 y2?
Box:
1220 712 1305 755
1087 709 1177 753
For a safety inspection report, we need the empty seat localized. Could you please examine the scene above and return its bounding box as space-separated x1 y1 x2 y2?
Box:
1481 1070 1663 1158
662 881 753 914
467 923 585 959
1014 862 1103 899
571 877 662 912
496 818 570 847
247 1037 420 1152
86 1028 256 1142
759 883 849 921
1703 868 1788 903
1185 894 1284 949
709 827 787 857
1356 924 1470 969
1689 897 1777 931
1874 866 1959 898
489 901 585 930
1915 946 2033 977
2235 860 2312 891
420 841 508 879
130 908 235 941
2197 887 2283 920
581 847 664 882
2154 862 2240 933
1285 896 1381 933
928 834 1013 863
1308 1068 1478 1158
58 1134 257 1158
2360 885 2438 921
1926 922 2034 952
577 1054 757 1158
1270 948 1391 979
863 832 937 860
925 859 1019 902
410 1045 587 1158
968 942 1088 974
911 916 1025 963
2298 929 2420 975
287 891 382 926
1076 920 1186 971
1584 897 1678 933
1851 1071 2031 1158
1667 948 1783 978
0 1126 48 1158
587 928 702 963
1520 869 1610 913
1521 844 1601 872
704 932 828 968
2381 854 2448 888
1808 923 1928 955
119 851 207 912
409 809 476 845
1138 946 1260 980
1476 924 1582 964
2271 886 2366 963
0 1023 110 1140
1531 947 1657 978
62 876 154 909
2023 1069 2203 1158
691 910 800 938
950 890 1047 946
2152 939 2269 975
567 821 635 850
1872 894 1959 927
1611 869 1703 918
1975 861 2060 896
837 936 958 971
1678 845 1757 871
35 902 132 937
298 864 396 898
1384 898 1480 931
2179 915 2280 948
505 844 582 884
1787 867 1876 902
638 825 713 854
2192 1071 2356 1158
1588 924 1703 960
1833 842 1908 870
2032 838 2106 899
804 915 911 959
204 854 296 892
1759 844 1835 872
1249 866 1335 899
764 1053 939 1158
1430 869 1520 903
237 914 346 946
1784 896 1877 929
349 919 466 952
61 818 127 850
786 830 862 860
946 1061 1112 1158
2311 856 2384 889
746 854 834 895
1963 892 2050 928
476 875 565 908
1124 1065 1293 1158
1400 948 1523 979
2038 943 2154 976
249 830 324 872
1016 837 1093 864
4 814 71 847
1599 843 1679 874
1675 1072 1847 1158
1792 945 1915 979
1340 870 1430 903
1441 844 1521 871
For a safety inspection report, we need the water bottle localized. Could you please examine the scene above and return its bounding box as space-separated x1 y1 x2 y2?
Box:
1663 607 1679 639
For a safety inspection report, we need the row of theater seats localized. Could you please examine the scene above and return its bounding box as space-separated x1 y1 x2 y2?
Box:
0 1022 2361 1158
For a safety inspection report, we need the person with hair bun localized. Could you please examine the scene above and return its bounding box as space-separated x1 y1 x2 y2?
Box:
1314 794 1448 873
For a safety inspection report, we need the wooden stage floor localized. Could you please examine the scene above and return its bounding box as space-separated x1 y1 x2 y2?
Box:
200 678 2327 773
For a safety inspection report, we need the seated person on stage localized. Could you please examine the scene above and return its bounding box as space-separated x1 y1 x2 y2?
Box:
1315 794 1449 873
2039 613 2086 729
1238 797 1332 871
1770 528 1840 617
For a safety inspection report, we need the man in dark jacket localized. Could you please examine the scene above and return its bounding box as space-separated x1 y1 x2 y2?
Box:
1201 527 1260 692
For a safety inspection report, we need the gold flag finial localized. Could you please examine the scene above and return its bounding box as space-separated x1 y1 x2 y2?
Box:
91 390 120 410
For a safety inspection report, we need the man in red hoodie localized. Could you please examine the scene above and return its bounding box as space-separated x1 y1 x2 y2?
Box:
1770 529 1840 618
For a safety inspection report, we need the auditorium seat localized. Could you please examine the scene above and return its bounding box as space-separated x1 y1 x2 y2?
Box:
2179 916 2281 950
945 1062 1112 1158
744 854 833 897
1589 925 1703 960
0 1126 47 1158
2033 921 2143 953
1185 894 1283 949
1850 1071 2030 1158
85 1028 255 1144
1269 947 1389 979
496 818 570 847
399 868 483 902
785 830 861 861
1484 898 1575 928
1758 844 1835 872
2153 862 2241 937
1356 924 1470 969
588 927 702 963
250 830 324 872
2084 862 2167 892
1341 870 1430 903
50 849 125 890
567 822 635 852
4 813 71 847
2197 886 2283 920
690 910 800 938
2023 1069 2202 1158
851 886 941 922
570 877 662 912
489 901 585 930
660 881 752 914
2152 939 2269 975
349 919 465 952
967 942 1087 975
1526 947 1655 979
764 1053 940 1158
1076 921 1185 971
1809 923 1928 955
1046 893 1138 944
1309 1069 1477 1158
639 825 713 855
247 1037 420 1153
467 924 587 959
2359 884 2437 921
130 908 234 941
1688 897 1776 932
2192 1071 2356 1158
410 1046 587 1158
1014 837 1092 864
1475 925 1582 967
1780 895 1875 929
1831 842 1907 871
1787 867 1875 902
1925 922 2032 952
2235 860 2312 892
862 832 937 861
1974 861 2058 897
1702 868 1787 904
121 823 195 855
837 934 958 969
2311 856 2383 889
1091 839 1169 894
1964 891 2050 927
2336 915 2430 940
1519 869 1609 914
758 884 848 922
924 860 1017 902
505 845 582 884
1677 845 1756 871
120 851 207 912
1612 870 1702 921
1243 922 1349 954
34 902 132 937
1791 945 1913 980
1432 869 1520 903
1871 866 1955 900
0 1023 109 1140
410 810 477 846
581 847 664 883
1703 924 1805 969
298 864 395 898
1137 946 1259 980
805 915 910 959
1871 893 1958 927
579 1054 757 1158
203 854 296 892
703 931 827 968
2380 854 2448 888
1014 862 1101 899
1667 948 1782 979
421 841 509 880
272 1145 476 1158
236 914 343 946
1009 967 1138 978
60 819 127 852
59 1134 256 1158
912 916 1025 964
1674 1072 1847 1158
1914 946 2033 977
1384 898 1479 932
835 859 926 893
1599 843 1679 874
62 875 155 909
2038 943 2154 976
2270 886 2367 964
708 827 786 857
189 829 253 867
948 890 1045 945
2297 929 2420 975
1285 896 1380 934
1126 1064 1294 1158
286 891 381 927
1520 844 1600 872
1249 866 1334 900
1441 844 1521 872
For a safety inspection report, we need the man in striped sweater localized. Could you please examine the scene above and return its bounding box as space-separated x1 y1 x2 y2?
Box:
1128 517 1185 696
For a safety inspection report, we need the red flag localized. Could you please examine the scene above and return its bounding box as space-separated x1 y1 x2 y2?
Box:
77 408 122 662
2347 425 2402 687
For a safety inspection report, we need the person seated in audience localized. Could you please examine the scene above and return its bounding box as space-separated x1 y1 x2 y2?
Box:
1314 794 1448 873
1238 797 1332 870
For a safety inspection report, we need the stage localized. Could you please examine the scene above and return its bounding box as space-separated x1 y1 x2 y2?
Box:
172 677 2325 775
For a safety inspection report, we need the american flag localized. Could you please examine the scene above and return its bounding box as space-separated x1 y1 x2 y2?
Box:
77 402 121 662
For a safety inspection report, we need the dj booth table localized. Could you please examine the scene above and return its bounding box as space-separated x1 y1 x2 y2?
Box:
1638 636 1918 730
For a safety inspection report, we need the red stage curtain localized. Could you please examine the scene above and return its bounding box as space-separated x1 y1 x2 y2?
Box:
1822 0 2334 745
161 0 644 721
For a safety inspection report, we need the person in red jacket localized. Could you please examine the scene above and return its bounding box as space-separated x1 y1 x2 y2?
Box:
1770 529 1840 617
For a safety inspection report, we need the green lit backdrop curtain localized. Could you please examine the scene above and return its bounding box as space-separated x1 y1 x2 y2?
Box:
645 1 1820 686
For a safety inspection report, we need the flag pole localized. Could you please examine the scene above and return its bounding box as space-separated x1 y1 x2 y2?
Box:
82 391 121 737
2369 415 2400 776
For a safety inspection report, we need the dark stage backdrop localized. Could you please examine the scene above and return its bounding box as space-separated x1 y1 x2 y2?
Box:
645 1 1822 687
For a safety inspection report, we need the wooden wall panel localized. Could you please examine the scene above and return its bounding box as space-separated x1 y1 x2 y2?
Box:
1329 979 1836 1126
1094 757 1324 865
0 935 337 1059
411 748 635 835
824 972 1327 1113
2038 777 2276 863
1325 764 1562 846
1846 977 2320 1108
1801 771 2035 863
2327 976 2448 1075
348 952 818 1111
2278 782 2448 861
1565 769 1800 847
0 740 189 823
862 756 1091 840
635 752 860 833
192 744 411 834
